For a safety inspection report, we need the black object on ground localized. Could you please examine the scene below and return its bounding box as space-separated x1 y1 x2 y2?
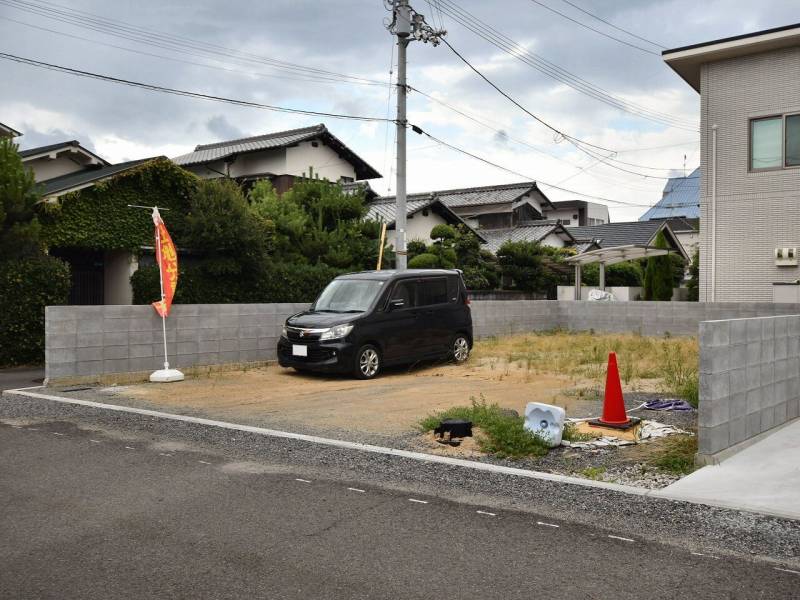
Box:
434 419 473 445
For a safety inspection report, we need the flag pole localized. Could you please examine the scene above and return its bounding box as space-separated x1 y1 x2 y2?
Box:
154 219 170 371
128 204 183 383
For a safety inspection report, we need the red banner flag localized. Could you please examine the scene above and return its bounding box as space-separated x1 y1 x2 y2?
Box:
151 207 178 317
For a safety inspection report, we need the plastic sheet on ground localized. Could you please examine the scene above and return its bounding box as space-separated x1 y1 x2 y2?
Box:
587 289 616 302
561 419 691 449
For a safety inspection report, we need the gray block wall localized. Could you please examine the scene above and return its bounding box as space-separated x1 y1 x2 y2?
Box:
698 315 800 462
46 300 800 382
45 303 308 381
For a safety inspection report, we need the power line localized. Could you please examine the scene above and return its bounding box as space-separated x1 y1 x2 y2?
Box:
1 16 393 89
556 0 666 49
441 37 615 153
1 0 388 86
433 0 697 131
526 0 659 55
440 38 698 181
0 52 395 123
413 125 696 209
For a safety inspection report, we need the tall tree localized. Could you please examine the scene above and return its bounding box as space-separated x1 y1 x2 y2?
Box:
643 230 674 301
0 138 42 258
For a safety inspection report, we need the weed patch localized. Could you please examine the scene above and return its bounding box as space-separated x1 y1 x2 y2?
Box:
649 435 697 474
419 396 550 459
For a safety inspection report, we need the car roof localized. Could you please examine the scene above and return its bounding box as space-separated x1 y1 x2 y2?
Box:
335 269 461 281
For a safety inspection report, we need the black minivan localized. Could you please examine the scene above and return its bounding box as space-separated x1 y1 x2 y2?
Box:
277 269 472 379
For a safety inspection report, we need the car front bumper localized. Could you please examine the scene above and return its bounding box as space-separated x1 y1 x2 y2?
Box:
276 337 356 373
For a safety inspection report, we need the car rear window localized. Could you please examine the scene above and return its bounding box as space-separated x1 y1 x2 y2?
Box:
417 277 448 306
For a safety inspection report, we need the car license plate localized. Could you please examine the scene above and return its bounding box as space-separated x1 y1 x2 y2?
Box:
292 344 308 357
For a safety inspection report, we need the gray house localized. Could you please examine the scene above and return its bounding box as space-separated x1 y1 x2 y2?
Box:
664 23 800 302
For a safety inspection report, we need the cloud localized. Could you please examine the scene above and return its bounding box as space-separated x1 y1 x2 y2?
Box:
2 0 797 222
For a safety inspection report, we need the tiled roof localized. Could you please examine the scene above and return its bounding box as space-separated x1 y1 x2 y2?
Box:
0 122 21 137
172 123 380 180
18 140 110 165
365 198 486 242
341 180 378 200
639 167 700 220
40 157 156 198
568 220 668 248
379 181 552 209
480 223 574 254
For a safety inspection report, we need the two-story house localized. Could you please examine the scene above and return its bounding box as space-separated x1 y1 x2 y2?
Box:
664 23 800 302
172 123 380 193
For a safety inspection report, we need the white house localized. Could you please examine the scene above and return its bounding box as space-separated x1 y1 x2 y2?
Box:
172 123 380 193
543 199 609 226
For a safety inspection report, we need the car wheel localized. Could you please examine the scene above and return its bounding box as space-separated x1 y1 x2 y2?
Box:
354 344 381 379
452 334 470 364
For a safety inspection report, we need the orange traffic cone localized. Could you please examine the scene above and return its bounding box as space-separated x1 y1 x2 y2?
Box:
589 352 640 430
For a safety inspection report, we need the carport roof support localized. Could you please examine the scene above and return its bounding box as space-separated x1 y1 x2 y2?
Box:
565 245 673 299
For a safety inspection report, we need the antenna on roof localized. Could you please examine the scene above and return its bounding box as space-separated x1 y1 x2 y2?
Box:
683 154 686 178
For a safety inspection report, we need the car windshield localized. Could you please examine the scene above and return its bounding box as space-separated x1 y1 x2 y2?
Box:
313 279 384 313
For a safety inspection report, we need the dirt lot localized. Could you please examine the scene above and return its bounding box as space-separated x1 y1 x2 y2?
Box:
66 331 699 488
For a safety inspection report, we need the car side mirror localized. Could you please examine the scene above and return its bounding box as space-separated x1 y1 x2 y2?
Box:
388 298 405 310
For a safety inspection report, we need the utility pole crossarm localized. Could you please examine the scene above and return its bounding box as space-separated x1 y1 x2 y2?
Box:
385 0 445 271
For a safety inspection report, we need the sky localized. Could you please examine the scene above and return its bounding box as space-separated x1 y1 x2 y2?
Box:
1 0 798 221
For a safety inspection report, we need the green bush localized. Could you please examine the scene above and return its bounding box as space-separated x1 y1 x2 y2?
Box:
419 396 550 459
408 252 441 269
131 262 343 305
687 249 699 301
0 256 70 366
581 261 643 287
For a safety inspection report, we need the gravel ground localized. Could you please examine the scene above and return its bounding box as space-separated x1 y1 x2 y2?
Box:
2 391 798 568
54 386 697 491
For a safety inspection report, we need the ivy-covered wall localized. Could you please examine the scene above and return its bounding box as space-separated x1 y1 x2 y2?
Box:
38 158 198 252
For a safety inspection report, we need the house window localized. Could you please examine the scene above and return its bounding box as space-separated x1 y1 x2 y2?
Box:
786 114 800 167
749 114 800 170
561 219 571 225
750 117 782 170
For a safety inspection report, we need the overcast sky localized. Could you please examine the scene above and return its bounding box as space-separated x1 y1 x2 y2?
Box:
2 0 798 221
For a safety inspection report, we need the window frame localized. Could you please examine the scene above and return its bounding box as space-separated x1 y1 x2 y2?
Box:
748 113 800 172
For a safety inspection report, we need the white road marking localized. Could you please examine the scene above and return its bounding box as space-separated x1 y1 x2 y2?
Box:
408 498 428 504
476 510 496 516
1 389 649 497
10 425 21 429
347 487 366 493
198 460 212 465
89 439 101 443
774 567 800 575
607 535 634 542
691 552 720 559
537 521 559 528
295 478 311 483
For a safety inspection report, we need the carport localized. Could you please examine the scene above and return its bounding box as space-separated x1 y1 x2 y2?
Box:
565 245 673 300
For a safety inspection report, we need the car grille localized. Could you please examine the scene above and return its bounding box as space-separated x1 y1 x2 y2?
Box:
285 326 323 342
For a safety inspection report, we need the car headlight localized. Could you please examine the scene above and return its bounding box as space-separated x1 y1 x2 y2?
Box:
319 323 354 341
281 326 287 338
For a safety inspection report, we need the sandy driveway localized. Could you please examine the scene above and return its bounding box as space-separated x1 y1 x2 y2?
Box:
121 359 600 437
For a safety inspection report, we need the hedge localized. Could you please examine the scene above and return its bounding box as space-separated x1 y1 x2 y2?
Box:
0 256 71 366
131 262 344 305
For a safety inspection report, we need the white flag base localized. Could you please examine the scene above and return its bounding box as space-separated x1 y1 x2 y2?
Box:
149 368 185 383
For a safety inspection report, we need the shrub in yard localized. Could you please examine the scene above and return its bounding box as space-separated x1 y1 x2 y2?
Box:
0 256 71 366
419 396 550 459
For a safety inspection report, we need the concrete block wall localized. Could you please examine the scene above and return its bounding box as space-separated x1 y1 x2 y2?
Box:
698 315 800 461
45 303 308 381
46 300 800 381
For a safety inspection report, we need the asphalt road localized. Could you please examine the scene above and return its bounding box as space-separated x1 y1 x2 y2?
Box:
2 420 798 599
0 366 44 391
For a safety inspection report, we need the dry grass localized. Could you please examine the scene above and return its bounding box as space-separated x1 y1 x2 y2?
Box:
471 330 699 401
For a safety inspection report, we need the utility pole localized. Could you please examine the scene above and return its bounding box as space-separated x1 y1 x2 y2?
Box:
386 0 445 270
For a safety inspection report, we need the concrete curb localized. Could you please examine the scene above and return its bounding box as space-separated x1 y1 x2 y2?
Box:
2 387 648 495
